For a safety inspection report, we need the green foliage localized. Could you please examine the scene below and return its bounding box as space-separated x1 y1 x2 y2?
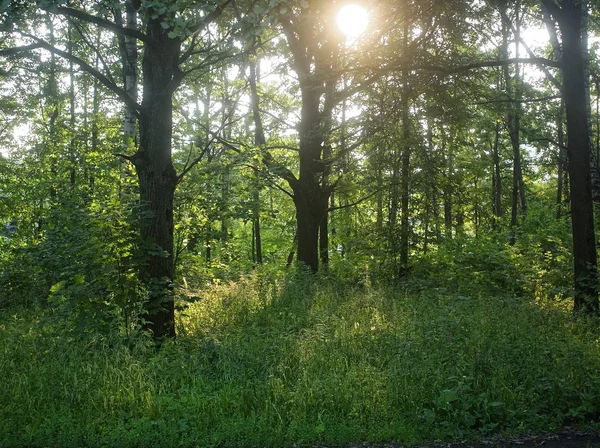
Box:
1 272 599 447
0 192 144 336
39 197 144 335
408 234 526 297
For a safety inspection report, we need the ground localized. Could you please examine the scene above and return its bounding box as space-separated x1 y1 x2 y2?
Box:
341 430 600 448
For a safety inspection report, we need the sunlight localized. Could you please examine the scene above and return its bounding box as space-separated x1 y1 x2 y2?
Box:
337 4 368 40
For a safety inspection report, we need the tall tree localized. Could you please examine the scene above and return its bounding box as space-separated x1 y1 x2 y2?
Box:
541 0 598 312
1 0 233 337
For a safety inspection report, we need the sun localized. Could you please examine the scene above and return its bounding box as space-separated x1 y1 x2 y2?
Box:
337 4 368 39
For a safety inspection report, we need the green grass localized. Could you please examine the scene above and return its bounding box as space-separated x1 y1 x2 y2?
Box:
1 271 599 447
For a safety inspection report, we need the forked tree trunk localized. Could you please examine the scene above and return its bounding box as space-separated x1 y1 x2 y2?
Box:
279 10 336 274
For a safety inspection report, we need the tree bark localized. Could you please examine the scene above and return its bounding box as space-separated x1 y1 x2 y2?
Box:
501 2 526 245
557 100 566 218
542 0 598 312
399 82 410 269
492 120 503 223
279 12 335 273
132 19 181 338
249 51 264 264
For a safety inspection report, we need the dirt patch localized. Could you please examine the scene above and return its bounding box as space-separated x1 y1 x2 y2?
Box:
425 431 600 448
341 430 600 448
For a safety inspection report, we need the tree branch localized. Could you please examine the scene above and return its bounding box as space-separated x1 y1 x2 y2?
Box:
328 187 383 212
476 95 562 105
0 43 43 56
187 0 233 36
49 6 150 43
498 7 562 92
18 32 141 117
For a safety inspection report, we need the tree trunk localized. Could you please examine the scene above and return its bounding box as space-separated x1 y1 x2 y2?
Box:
290 85 331 273
557 100 566 218
543 0 598 312
279 10 336 274
501 2 526 245
492 120 503 222
443 139 453 240
400 83 410 269
132 20 181 338
249 49 264 264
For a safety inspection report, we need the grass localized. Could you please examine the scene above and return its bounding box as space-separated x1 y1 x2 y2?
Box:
1 270 599 447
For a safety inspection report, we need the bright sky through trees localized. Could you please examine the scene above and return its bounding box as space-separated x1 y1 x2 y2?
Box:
337 4 368 39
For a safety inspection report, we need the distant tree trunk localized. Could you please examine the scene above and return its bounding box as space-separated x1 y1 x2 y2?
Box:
492 120 503 223
581 10 600 200
443 139 453 240
557 100 566 218
423 121 434 253
89 35 100 192
45 13 59 202
501 2 526 244
376 163 383 231
115 1 138 193
286 231 298 268
249 50 264 264
221 168 229 243
542 0 598 312
319 144 332 269
67 23 77 188
399 81 410 270
433 188 442 244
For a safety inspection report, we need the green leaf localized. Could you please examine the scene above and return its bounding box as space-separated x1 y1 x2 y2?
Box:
50 282 64 293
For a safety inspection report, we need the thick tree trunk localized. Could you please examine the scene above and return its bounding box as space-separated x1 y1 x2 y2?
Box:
132 21 181 338
279 11 335 274
293 179 329 273
543 0 598 312
290 87 330 273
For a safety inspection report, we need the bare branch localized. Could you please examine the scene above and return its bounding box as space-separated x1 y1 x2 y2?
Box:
328 188 383 212
498 7 562 92
114 152 135 162
187 0 233 35
0 43 43 56
18 32 141 117
49 6 149 43
476 95 562 105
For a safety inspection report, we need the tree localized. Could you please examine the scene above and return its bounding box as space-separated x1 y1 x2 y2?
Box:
1 0 234 337
540 0 598 312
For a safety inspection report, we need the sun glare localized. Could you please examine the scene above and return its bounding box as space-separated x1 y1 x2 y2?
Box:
337 4 368 40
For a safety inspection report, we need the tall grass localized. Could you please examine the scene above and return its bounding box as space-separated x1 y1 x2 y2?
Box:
1 270 599 447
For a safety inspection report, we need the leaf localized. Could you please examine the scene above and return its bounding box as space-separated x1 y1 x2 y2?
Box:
50 282 64 293
73 274 85 285
437 389 459 406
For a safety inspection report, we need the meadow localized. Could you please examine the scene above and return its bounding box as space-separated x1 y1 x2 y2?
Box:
1 266 599 447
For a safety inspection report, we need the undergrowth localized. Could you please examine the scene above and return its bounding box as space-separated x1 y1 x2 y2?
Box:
1 267 599 447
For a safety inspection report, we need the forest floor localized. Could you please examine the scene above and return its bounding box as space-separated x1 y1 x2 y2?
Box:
341 430 600 448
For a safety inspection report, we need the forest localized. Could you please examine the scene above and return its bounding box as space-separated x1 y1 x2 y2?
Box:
1 0 600 446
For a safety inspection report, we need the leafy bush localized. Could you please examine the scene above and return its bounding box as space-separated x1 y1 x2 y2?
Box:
0 196 144 336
